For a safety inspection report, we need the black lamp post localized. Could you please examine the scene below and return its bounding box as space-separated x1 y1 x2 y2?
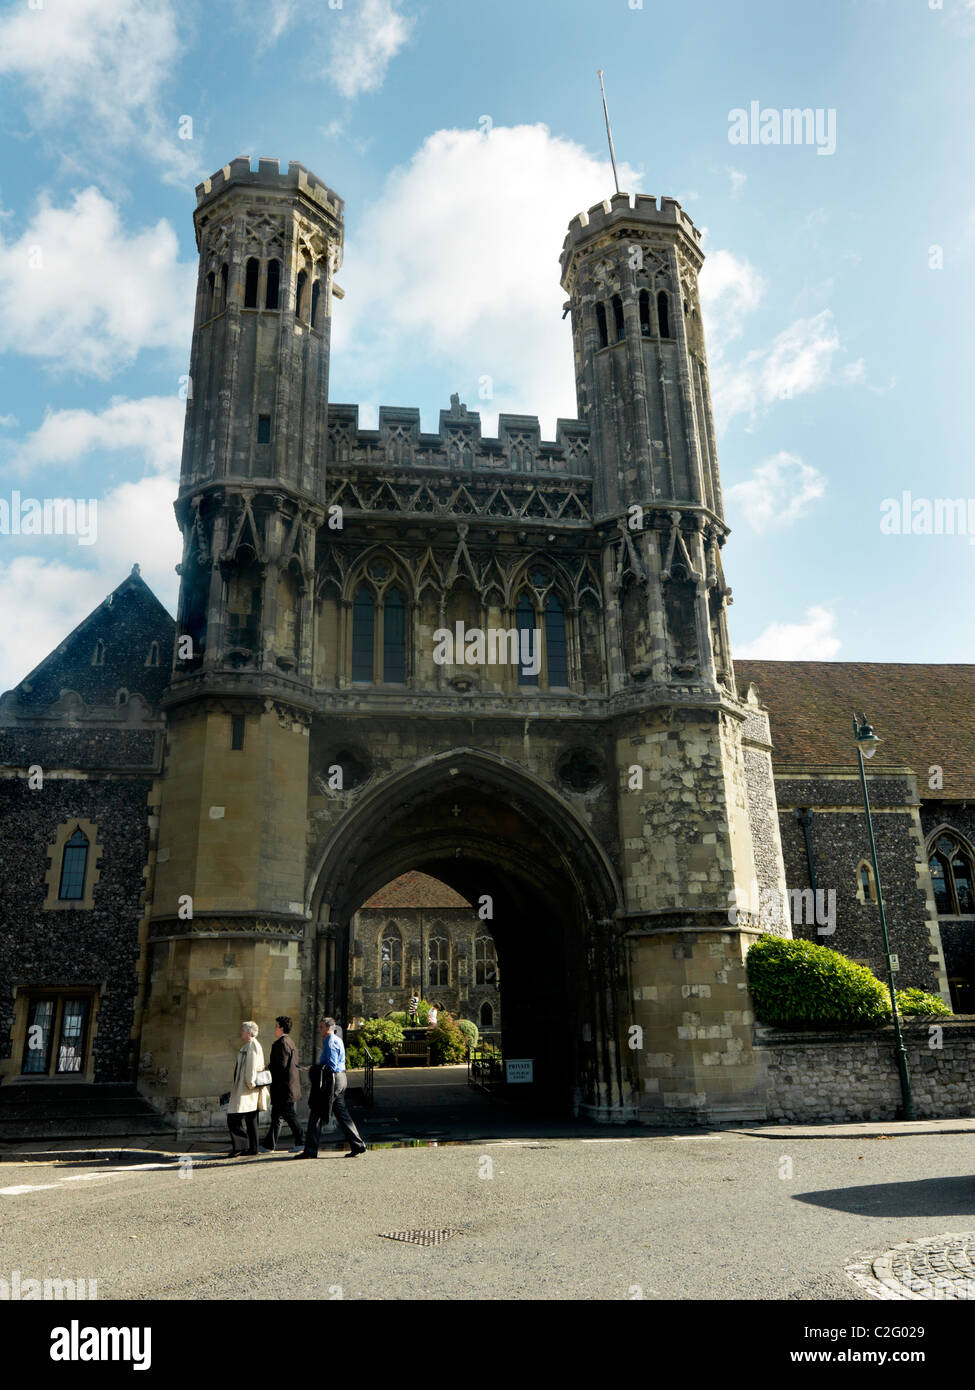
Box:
853 713 915 1121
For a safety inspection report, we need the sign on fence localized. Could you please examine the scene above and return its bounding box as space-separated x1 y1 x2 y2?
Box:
505 1058 533 1084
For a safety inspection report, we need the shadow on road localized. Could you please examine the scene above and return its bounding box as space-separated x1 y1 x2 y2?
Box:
793 1176 975 1218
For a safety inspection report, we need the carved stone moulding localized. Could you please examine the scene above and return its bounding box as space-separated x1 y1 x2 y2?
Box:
149 913 305 940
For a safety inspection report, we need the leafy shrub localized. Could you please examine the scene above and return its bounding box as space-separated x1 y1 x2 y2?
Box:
428 1013 468 1065
746 933 891 1028
357 1017 405 1064
895 988 952 1018
387 1011 407 1026
456 1018 479 1049
345 1044 367 1069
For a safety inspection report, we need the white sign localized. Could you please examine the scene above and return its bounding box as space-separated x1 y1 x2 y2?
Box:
889 954 900 973
505 1058 533 1084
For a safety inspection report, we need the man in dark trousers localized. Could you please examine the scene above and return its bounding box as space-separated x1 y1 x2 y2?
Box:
294 1017 366 1159
261 1016 304 1152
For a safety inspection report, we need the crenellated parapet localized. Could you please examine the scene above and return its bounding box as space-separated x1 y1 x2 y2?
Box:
327 398 591 478
195 156 344 221
560 190 702 287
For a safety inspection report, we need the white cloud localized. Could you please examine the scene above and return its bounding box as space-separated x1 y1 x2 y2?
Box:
699 248 765 346
711 310 843 428
10 396 185 476
0 188 195 377
332 123 639 436
735 605 840 660
727 167 747 198
724 451 826 532
329 0 414 99
0 557 111 692
0 0 195 180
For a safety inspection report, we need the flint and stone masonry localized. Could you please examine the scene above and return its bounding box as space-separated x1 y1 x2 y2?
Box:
1 158 971 1128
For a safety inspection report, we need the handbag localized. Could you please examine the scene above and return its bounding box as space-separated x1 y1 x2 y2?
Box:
254 1068 272 1087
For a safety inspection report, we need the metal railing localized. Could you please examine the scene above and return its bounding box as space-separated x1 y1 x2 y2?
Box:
361 1043 375 1107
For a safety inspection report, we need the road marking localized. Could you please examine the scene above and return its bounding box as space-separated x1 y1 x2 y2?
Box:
581 1138 632 1143
0 1162 178 1197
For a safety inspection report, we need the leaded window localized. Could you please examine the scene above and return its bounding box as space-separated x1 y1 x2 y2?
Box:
929 833 975 915
58 828 89 902
381 926 402 988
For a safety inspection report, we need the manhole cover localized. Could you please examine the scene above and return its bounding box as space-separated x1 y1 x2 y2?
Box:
378 1229 464 1248
847 1233 975 1299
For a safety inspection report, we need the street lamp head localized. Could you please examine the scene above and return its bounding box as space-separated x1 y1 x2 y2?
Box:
853 711 881 759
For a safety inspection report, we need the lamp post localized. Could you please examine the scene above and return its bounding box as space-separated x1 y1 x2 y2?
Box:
853 713 915 1121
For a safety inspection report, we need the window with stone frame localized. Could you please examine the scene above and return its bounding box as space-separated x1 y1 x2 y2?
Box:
43 818 102 911
20 991 94 1077
475 934 498 987
428 934 449 988
856 858 877 905
928 832 975 915
380 924 402 988
349 563 408 685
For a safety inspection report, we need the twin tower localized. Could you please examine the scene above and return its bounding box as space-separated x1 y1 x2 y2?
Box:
141 156 789 1129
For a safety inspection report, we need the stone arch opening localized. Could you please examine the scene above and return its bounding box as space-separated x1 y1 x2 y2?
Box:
308 749 626 1119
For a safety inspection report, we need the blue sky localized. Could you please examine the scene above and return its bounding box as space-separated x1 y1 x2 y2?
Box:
0 0 973 690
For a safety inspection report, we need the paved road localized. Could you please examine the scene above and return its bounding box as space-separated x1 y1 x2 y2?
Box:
2 1130 973 1300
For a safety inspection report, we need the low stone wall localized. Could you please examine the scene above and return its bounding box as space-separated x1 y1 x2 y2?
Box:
755 1019 975 1123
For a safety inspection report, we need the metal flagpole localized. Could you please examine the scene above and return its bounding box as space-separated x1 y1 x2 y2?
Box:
597 69 621 195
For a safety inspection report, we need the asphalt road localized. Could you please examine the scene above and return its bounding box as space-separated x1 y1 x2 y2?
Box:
2 1130 974 1300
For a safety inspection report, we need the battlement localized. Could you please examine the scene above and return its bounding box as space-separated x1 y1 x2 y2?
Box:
328 401 591 478
195 156 344 220
560 190 701 279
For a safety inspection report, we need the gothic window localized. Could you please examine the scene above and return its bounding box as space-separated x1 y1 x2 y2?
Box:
218 263 228 312
928 833 975 915
479 1001 494 1028
265 259 281 310
596 302 608 350
612 294 625 341
91 639 105 667
58 829 89 902
257 414 271 444
383 588 406 683
381 925 402 988
145 641 159 668
516 594 538 687
351 586 375 682
545 593 569 687
295 269 308 320
475 935 498 987
657 290 671 339
639 289 652 337
21 993 92 1077
231 715 245 751
244 257 259 308
310 279 322 329
428 935 449 988
205 270 215 318
857 859 877 904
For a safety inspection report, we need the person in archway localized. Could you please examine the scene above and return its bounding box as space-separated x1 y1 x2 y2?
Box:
295 1017 366 1160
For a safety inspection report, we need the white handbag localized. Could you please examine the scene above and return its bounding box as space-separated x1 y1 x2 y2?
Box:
254 1068 272 1087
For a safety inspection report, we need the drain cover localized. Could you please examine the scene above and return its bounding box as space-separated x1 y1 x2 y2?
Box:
379 1229 463 1248
847 1232 975 1299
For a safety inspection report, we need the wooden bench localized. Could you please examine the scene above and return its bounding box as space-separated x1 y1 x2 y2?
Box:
393 1038 431 1066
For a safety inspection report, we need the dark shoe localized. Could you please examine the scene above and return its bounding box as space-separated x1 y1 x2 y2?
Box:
346 1147 366 1158
292 1151 316 1159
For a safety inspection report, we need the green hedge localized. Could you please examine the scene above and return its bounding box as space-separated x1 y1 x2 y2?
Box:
357 1017 405 1064
746 934 891 1028
894 987 952 1018
456 1018 479 1048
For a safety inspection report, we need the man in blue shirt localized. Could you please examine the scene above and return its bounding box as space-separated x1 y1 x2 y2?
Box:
294 1016 366 1159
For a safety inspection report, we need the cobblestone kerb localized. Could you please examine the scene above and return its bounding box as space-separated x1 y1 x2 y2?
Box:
847 1233 975 1300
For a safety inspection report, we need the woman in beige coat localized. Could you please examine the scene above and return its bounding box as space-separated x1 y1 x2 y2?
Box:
225 1021 270 1157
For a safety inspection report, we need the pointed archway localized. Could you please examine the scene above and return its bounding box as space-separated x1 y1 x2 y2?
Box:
307 749 627 1118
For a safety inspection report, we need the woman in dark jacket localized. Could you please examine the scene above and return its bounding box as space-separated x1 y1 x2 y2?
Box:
261 1015 304 1152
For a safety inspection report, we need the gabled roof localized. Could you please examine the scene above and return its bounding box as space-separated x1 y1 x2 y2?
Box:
5 567 176 713
736 660 975 799
361 871 471 910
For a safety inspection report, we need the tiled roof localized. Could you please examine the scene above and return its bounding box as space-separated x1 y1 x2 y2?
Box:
736 661 975 800
361 871 471 909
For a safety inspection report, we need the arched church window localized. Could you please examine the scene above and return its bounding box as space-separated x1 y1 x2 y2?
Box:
479 1001 494 1028
91 639 105 667
145 641 159 668
612 294 625 341
929 833 975 914
218 263 228 312
475 935 498 987
310 279 322 329
382 588 406 684
265 259 281 311
657 290 671 339
351 587 375 683
857 859 877 904
595 302 608 350
639 289 652 337
428 935 449 988
205 270 215 319
380 925 402 988
295 269 308 320
244 257 259 309
545 593 568 687
516 594 538 687
58 828 89 902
